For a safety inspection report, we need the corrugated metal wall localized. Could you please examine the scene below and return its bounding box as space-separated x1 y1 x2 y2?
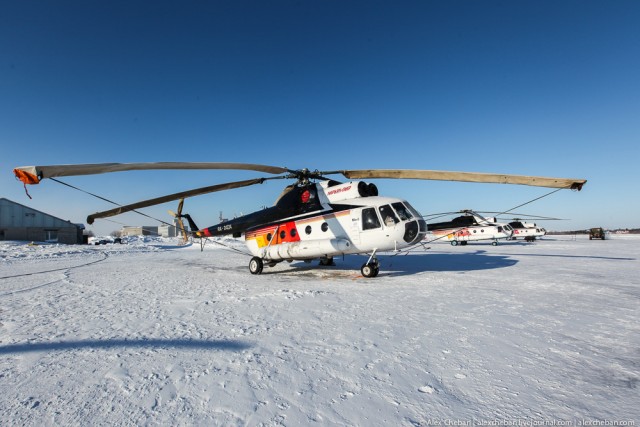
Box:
0 198 83 243
0 199 73 227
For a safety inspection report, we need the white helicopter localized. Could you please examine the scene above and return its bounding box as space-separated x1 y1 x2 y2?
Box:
507 220 547 242
476 212 564 242
424 210 515 246
13 163 586 277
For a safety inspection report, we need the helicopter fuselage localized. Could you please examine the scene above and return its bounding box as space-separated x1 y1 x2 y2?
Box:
198 180 427 263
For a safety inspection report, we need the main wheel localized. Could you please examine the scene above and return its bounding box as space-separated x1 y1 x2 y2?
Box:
319 257 335 266
249 257 264 275
451 240 458 246
492 241 498 246
361 263 379 278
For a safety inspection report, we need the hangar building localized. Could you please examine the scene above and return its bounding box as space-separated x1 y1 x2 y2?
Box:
0 198 85 244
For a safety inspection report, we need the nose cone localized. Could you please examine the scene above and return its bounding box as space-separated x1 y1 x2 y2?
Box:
404 219 427 244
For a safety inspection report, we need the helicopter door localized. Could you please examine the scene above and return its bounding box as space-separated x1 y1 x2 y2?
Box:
350 212 361 245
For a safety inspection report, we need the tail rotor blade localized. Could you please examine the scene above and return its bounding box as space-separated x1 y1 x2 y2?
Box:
177 198 184 216
175 198 188 243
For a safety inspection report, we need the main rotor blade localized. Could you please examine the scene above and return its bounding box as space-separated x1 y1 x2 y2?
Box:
86 178 264 224
14 162 290 184
340 169 586 190
479 211 566 220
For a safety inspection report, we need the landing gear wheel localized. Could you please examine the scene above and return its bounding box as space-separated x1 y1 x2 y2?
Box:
451 241 458 246
319 257 335 266
361 262 380 278
460 241 468 246
249 257 264 275
492 241 498 246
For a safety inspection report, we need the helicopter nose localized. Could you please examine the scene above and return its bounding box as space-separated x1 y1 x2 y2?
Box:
403 219 427 244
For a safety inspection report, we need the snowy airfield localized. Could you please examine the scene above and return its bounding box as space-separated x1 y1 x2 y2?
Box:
1 234 638 426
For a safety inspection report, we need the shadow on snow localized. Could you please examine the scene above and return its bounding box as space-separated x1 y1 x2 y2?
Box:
380 250 519 276
0 338 252 355
273 250 519 277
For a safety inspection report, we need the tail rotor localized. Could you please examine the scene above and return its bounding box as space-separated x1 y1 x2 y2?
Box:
168 198 189 244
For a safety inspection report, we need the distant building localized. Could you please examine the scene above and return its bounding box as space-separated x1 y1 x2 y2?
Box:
120 226 160 237
120 224 180 238
0 198 85 244
158 224 177 238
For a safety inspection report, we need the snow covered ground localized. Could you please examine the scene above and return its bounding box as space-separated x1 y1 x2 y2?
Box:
1 235 638 426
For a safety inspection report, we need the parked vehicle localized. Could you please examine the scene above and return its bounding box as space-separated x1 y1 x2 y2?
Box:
589 227 606 240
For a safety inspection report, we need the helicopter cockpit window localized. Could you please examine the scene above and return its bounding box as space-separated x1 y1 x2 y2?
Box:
401 201 421 219
362 208 381 230
391 202 413 221
379 205 399 227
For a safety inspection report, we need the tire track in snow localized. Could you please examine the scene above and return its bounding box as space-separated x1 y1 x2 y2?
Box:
0 252 109 280
0 253 109 296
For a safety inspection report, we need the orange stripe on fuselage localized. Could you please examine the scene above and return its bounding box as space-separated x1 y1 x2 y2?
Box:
245 221 300 248
245 210 351 248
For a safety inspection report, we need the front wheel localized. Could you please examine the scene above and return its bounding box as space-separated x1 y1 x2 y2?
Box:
492 241 498 246
249 257 264 275
361 263 379 278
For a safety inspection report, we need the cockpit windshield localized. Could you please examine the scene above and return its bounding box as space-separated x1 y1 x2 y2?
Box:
392 202 414 221
401 201 421 220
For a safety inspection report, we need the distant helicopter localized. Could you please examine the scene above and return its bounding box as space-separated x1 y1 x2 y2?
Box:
13 162 586 277
507 220 547 242
425 210 514 246
498 213 566 242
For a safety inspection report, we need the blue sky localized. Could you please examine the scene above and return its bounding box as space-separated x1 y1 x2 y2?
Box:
2 1 639 236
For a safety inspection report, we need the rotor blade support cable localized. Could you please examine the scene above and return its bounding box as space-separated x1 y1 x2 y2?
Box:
50 178 174 227
496 188 563 219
